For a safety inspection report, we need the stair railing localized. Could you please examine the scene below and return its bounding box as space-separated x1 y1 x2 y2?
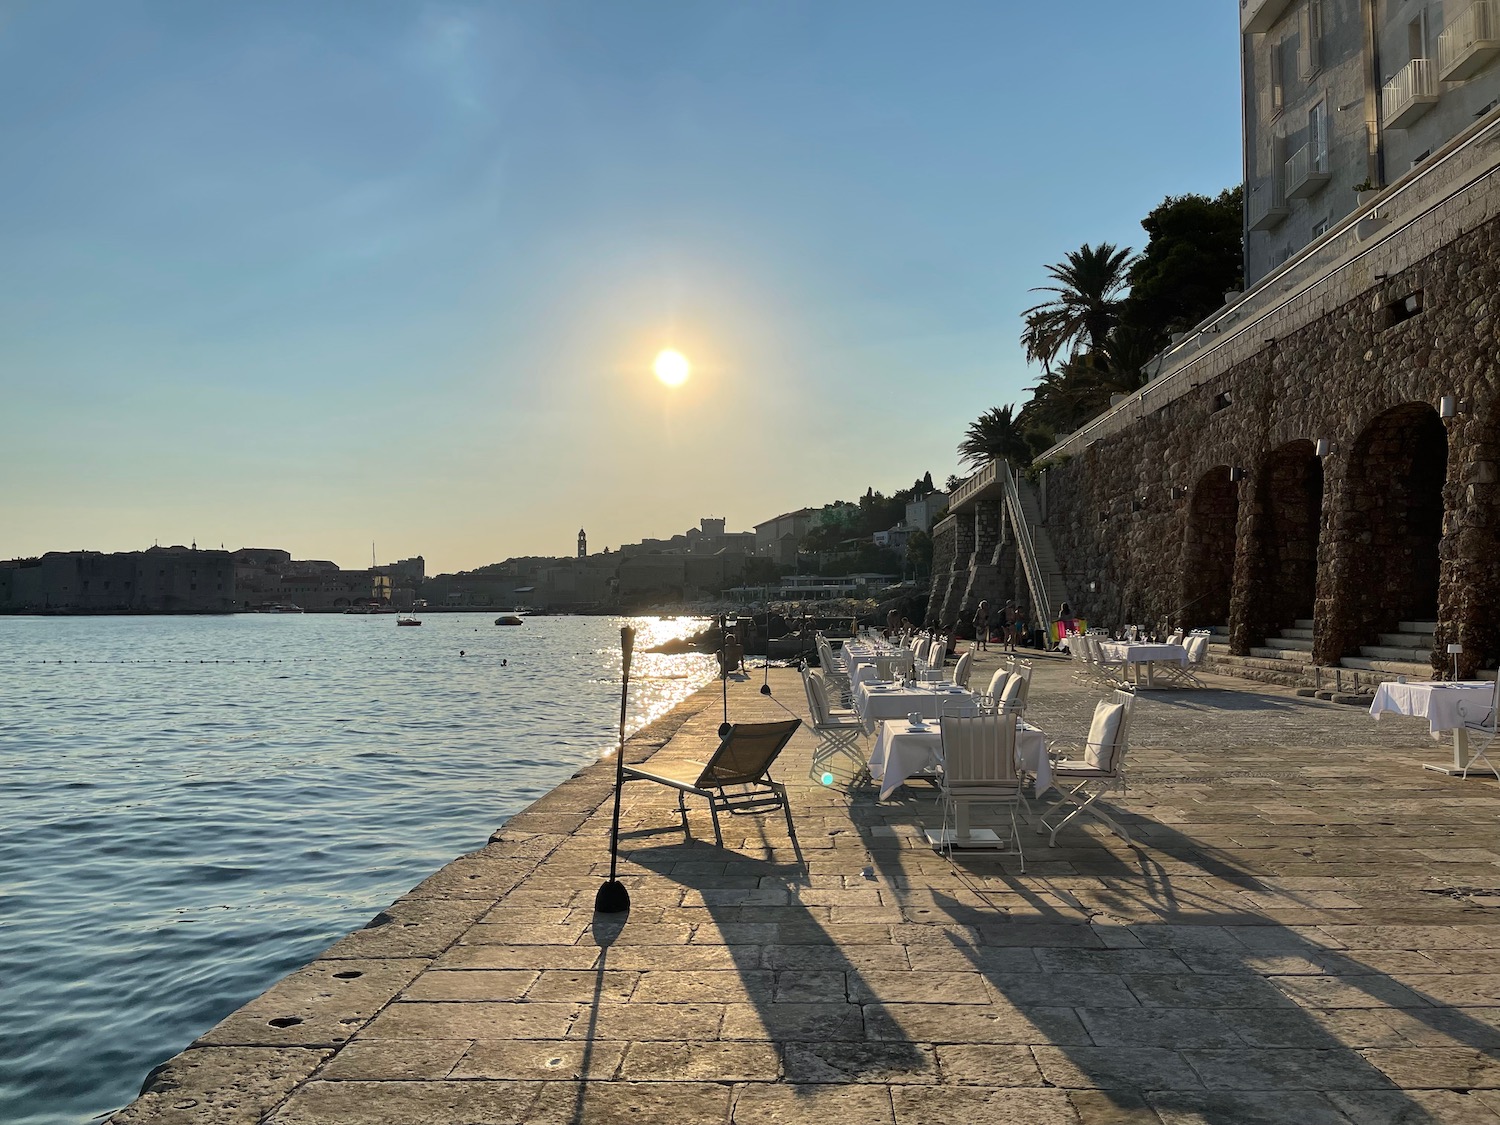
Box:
1000 462 1054 624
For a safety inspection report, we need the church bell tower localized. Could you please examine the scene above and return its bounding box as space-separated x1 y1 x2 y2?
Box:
578 529 587 559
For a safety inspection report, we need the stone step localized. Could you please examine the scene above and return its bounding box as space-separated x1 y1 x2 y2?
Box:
1397 620 1439 634
1249 646 1313 662
1279 628 1314 641
1210 625 1231 637
1377 632 1434 649
1360 644 1436 661
1293 618 1314 629
1264 637 1314 653
1340 655 1435 676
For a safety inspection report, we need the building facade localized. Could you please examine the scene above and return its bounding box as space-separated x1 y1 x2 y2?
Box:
1244 0 1500 283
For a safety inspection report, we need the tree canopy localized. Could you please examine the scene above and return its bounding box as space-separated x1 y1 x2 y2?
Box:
958 184 1244 472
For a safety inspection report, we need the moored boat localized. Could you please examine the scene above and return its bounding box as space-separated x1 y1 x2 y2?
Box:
494 614 524 626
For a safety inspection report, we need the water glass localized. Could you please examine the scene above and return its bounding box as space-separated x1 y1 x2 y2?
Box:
907 711 923 726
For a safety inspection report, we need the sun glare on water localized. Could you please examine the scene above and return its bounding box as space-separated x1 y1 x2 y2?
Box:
653 349 690 387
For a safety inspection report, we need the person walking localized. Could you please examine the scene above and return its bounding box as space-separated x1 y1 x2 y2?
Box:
1003 601 1018 652
974 600 991 652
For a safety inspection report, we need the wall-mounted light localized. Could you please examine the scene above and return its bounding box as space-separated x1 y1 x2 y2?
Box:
1088 580 1098 593
1130 498 1144 512
1229 467 1246 482
1098 510 1109 523
1315 437 1333 458
1170 486 1187 500
1440 395 1466 419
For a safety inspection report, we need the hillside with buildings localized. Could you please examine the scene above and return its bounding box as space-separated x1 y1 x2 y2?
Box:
0 476 950 614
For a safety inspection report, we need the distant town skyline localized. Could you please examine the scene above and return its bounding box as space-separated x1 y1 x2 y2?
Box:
0 2 1240 574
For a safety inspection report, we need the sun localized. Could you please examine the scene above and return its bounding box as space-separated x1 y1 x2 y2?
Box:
652 349 690 387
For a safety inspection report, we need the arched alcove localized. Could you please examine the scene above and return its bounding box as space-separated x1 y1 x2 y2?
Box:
1181 466 1239 630
1339 403 1447 653
1259 440 1323 631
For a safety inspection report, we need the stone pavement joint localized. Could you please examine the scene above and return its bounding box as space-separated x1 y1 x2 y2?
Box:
110 653 1500 1124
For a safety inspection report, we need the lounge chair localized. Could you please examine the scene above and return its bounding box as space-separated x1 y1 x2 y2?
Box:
622 719 802 848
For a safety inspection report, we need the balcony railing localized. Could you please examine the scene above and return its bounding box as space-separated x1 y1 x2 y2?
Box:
1241 0 1294 34
1248 181 1289 231
1286 141 1331 199
1383 58 1441 129
1438 0 1500 82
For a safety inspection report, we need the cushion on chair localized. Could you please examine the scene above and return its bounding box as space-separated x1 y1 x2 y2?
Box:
986 669 1011 698
1084 700 1125 770
999 676 1025 711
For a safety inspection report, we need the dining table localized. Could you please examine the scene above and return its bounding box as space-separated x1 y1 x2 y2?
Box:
853 680 978 734
1098 641 1189 689
1369 679 1497 775
867 716 1052 801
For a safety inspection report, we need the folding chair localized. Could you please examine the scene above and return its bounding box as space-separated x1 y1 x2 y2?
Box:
802 664 868 784
1460 677 1500 781
1040 689 1138 848
926 712 1026 868
623 718 802 848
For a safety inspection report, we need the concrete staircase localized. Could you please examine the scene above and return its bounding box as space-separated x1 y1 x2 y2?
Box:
1202 618 1445 691
1341 620 1437 678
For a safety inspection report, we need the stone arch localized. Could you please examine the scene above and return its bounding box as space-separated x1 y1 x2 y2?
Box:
1257 440 1323 633
1181 466 1238 630
1337 403 1447 656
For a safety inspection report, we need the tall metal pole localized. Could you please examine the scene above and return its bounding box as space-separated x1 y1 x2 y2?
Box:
594 625 634 914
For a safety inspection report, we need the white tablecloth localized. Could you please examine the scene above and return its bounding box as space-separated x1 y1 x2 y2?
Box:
869 719 1051 800
1099 642 1188 666
1370 681 1495 736
855 681 977 734
843 645 913 684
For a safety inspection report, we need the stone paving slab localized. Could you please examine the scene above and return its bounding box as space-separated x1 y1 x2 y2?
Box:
109 653 1500 1123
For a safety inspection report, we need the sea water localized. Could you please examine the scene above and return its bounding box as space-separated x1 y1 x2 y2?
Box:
0 613 716 1125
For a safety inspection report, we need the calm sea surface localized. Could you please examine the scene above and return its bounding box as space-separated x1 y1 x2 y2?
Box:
0 613 716 1125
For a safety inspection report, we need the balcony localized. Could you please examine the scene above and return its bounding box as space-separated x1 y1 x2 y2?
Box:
1241 0 1294 34
1438 0 1500 82
1285 142 1331 199
1248 183 1289 231
1383 58 1442 129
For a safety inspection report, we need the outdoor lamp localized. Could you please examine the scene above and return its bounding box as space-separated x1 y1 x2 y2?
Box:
1440 395 1465 419
1229 467 1246 482
1315 437 1333 458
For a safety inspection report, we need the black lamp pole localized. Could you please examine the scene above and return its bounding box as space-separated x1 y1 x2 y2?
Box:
718 616 732 737
760 607 773 696
594 626 635 914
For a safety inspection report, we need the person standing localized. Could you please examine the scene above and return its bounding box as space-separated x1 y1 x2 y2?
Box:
974 600 991 652
1003 601 1018 652
1014 603 1030 649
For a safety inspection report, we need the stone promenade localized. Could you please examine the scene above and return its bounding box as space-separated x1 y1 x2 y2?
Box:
115 651 1500 1124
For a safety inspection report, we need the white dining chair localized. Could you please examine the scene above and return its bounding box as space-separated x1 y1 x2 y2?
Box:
1041 688 1138 848
930 712 1025 868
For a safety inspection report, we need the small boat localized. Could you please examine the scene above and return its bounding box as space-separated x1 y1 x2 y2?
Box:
494 614 524 626
397 616 422 626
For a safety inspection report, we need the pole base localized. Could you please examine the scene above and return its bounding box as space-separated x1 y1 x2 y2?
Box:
1423 762 1500 777
718 721 733 737
760 683 772 696
924 828 1005 850
594 880 631 914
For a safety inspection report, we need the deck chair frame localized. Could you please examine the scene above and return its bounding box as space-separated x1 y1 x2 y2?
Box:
622 718 802 848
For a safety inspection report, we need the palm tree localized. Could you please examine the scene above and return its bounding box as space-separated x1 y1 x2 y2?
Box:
1019 242 1138 371
958 405 1031 469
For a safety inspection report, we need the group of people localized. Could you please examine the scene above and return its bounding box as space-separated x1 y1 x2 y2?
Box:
972 599 1032 652
882 598 1082 658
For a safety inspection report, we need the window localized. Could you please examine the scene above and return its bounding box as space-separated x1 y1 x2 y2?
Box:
1300 0 1324 78
1311 217 1329 237
1270 40 1287 117
1309 99 1329 170
1408 8 1429 63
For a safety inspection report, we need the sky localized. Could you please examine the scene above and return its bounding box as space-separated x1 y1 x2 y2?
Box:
0 1 1242 574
